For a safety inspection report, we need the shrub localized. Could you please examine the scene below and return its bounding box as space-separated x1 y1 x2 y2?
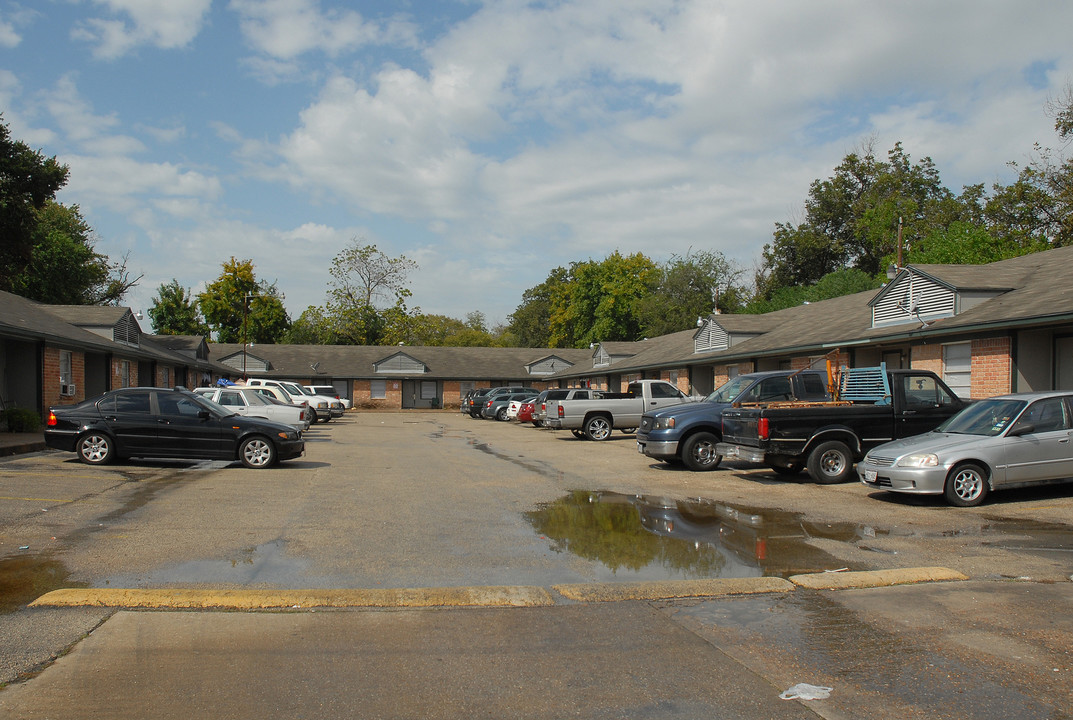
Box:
1 407 41 433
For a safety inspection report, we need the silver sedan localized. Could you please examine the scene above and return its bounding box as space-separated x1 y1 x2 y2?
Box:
859 391 1073 506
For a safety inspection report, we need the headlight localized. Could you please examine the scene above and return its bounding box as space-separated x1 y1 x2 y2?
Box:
653 417 676 429
897 453 939 468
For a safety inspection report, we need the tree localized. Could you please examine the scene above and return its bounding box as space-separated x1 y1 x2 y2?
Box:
9 201 140 305
0 117 70 294
148 280 209 335
547 251 659 347
759 142 963 296
635 249 745 336
745 268 881 314
507 266 570 347
311 240 418 345
198 257 289 343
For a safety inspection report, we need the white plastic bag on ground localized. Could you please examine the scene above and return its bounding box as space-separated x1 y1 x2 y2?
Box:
780 683 833 700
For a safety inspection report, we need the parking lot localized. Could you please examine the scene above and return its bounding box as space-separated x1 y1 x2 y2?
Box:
1 411 1072 718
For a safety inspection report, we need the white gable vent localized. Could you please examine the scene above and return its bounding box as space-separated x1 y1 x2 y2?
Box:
873 271 955 327
694 321 729 353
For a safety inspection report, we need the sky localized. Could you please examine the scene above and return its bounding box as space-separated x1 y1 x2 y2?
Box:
2 1 1072 331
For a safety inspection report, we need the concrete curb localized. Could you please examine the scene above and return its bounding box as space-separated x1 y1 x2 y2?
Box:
30 586 556 609
29 567 969 609
789 566 969 590
552 577 795 602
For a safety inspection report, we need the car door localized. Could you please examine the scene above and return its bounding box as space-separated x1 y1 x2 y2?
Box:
896 374 962 437
98 389 157 456
153 391 228 459
1000 396 1073 485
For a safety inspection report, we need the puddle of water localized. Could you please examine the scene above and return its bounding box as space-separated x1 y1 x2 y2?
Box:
98 539 324 588
0 553 88 614
524 491 878 581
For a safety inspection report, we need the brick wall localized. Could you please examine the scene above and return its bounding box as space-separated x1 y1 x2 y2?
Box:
971 337 1012 397
910 344 942 375
42 347 86 409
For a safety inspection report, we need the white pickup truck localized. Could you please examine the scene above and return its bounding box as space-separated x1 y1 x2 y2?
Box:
545 380 698 440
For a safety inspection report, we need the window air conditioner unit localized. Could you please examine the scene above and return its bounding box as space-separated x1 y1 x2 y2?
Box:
61 384 76 397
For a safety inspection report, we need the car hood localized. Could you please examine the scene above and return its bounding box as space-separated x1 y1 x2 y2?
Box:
869 432 989 458
645 400 725 420
229 414 296 434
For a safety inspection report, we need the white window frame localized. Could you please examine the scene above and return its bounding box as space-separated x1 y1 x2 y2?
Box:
370 379 387 399
942 342 971 399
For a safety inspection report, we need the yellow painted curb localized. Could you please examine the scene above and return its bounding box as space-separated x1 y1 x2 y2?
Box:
29 586 555 609
788 566 969 591
553 577 794 602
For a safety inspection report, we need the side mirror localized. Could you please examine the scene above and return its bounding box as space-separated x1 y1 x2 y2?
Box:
1007 422 1035 437
198 410 211 420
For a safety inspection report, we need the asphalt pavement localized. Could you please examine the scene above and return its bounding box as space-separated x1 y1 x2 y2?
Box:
2 417 1072 719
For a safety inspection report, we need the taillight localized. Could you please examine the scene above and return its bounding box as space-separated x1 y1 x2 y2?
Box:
757 417 770 440
47 411 58 427
557 405 564 418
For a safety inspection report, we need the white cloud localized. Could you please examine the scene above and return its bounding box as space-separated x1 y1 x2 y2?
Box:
230 0 417 60
72 0 212 59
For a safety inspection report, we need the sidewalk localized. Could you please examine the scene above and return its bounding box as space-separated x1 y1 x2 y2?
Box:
0 432 46 457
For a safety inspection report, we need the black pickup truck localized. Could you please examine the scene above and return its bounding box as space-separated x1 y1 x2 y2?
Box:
716 366 967 483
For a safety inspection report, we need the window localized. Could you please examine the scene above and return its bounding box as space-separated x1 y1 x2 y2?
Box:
800 374 828 398
60 350 72 386
157 393 203 417
161 367 171 387
120 360 132 388
902 375 956 408
650 383 682 399
112 391 151 414
371 379 387 399
421 381 437 400
217 392 244 407
943 342 971 399
1018 398 1069 433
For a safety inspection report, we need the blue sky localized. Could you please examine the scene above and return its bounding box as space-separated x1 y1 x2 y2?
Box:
2 1 1072 331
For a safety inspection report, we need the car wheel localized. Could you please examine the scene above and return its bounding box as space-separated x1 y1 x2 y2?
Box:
584 415 613 441
806 440 854 484
77 433 115 465
681 432 722 471
496 408 507 421
239 436 276 469
944 463 989 507
770 463 803 476
532 421 542 428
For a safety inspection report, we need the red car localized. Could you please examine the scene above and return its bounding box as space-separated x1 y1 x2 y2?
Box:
516 400 537 424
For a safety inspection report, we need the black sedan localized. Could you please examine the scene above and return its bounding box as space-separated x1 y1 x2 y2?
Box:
45 387 305 469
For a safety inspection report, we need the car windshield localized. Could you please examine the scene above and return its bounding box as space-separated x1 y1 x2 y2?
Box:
937 398 1027 436
706 375 757 403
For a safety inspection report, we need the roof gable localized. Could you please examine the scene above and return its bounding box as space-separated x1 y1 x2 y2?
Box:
374 351 428 374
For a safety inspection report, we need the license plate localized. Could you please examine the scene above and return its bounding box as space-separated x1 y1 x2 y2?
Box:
725 446 738 458
636 443 645 454
864 469 878 482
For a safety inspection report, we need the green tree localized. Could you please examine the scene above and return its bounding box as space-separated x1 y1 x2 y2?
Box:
507 266 570 347
11 201 140 305
547 251 659 347
0 117 70 294
760 142 963 296
635 249 744 336
148 280 209 335
745 268 881 314
198 257 289 343
309 240 418 345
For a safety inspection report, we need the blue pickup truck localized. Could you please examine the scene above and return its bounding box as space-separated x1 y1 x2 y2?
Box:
635 370 830 471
